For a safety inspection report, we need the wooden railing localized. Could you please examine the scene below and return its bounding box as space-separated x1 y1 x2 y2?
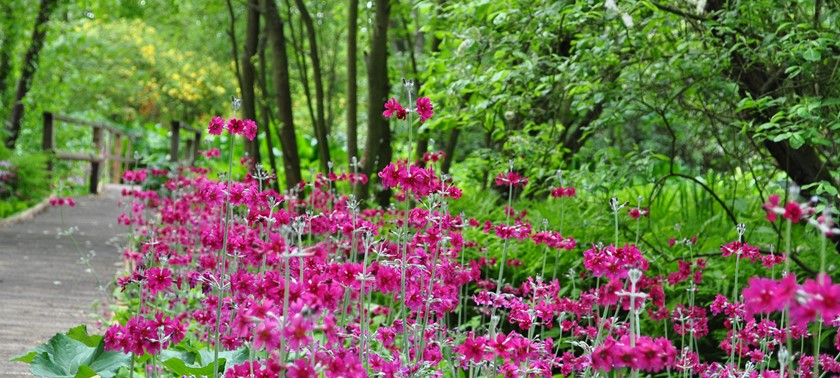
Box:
42 112 200 194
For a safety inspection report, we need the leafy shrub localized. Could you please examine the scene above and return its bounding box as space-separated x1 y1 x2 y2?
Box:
0 144 51 218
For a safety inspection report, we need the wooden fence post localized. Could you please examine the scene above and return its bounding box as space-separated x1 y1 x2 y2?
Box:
90 127 103 194
192 130 201 165
42 112 54 174
111 133 122 183
184 138 194 163
170 121 180 162
125 139 133 175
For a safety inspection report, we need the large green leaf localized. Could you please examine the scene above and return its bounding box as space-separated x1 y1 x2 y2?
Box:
162 357 224 376
161 344 249 376
15 327 130 378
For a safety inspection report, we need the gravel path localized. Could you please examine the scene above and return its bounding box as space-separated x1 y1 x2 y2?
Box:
0 185 129 377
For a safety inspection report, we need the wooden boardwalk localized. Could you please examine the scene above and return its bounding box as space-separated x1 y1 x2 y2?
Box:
0 185 128 377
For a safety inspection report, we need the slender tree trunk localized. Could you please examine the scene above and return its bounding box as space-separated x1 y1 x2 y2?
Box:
441 128 459 175
4 0 57 149
263 0 303 190
324 30 339 131
414 4 445 167
292 0 330 173
346 0 359 166
359 0 392 207
0 2 16 110
225 0 244 92
284 1 318 149
240 0 261 164
257 34 281 193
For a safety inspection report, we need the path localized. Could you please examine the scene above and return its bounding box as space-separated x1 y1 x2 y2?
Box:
0 185 129 377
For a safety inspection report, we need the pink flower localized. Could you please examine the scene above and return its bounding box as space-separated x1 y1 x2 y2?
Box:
416 96 434 122
227 118 246 135
253 318 281 351
742 276 793 316
784 201 803 223
208 116 225 135
590 337 618 372
495 172 528 187
49 197 75 207
720 241 761 262
456 332 491 364
383 98 406 120
628 207 649 219
286 359 316 378
283 314 313 352
551 186 576 198
145 267 173 295
243 119 258 141
804 273 840 321
763 194 781 222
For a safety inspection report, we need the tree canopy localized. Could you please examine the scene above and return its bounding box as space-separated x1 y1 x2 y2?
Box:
1 0 838 211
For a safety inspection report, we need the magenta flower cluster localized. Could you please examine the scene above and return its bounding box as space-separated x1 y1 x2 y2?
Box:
383 96 434 122
104 313 186 355
92 95 840 378
208 116 258 141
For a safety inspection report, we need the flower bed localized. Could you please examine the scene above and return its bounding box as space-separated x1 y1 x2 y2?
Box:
14 95 840 378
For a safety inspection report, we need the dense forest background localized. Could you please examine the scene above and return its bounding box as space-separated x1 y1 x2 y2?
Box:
1 0 839 257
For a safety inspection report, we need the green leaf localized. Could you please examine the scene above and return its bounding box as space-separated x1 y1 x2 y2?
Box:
789 133 805 149
163 357 224 376
21 330 129 378
67 325 103 348
73 366 97 378
11 346 46 364
197 347 250 367
772 132 791 142
803 49 821 62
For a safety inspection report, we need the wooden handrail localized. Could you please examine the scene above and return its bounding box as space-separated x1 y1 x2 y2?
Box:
51 113 140 137
43 112 139 194
43 112 199 194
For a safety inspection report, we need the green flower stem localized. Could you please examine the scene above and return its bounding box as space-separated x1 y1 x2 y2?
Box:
212 133 236 378
399 83 414 363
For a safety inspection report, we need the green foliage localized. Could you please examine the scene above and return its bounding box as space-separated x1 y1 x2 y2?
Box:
0 143 50 218
12 325 130 378
159 345 250 376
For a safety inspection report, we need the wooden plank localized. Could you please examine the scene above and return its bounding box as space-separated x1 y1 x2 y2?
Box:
51 114 139 137
177 122 202 134
111 134 122 183
54 151 102 162
104 154 137 163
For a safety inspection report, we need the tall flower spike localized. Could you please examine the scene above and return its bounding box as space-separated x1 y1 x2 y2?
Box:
231 96 242 113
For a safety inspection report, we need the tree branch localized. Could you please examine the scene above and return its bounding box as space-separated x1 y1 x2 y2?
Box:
649 1 708 22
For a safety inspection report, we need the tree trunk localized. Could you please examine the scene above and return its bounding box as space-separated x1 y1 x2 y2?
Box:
0 2 16 111
358 0 392 207
4 0 57 149
292 0 331 174
258 34 281 193
240 0 261 164
346 0 359 167
263 0 303 190
415 137 429 167
698 0 840 254
441 127 459 175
